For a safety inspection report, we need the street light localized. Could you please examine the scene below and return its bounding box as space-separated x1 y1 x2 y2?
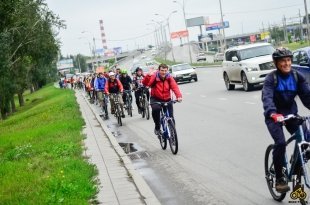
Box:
173 0 192 63
219 0 226 52
151 20 165 48
78 37 94 71
146 23 160 50
155 10 178 62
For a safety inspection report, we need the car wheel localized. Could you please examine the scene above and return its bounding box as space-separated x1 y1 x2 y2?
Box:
224 73 235 90
241 72 253 91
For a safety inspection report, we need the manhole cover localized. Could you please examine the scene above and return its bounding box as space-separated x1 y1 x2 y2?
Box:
118 142 150 160
128 151 150 160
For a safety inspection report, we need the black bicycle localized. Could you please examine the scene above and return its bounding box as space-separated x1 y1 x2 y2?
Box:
98 91 109 120
123 90 133 117
265 114 310 204
110 93 123 126
139 87 150 120
151 101 179 155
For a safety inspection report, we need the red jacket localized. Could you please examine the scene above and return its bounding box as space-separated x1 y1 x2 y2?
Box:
143 71 182 101
105 79 123 94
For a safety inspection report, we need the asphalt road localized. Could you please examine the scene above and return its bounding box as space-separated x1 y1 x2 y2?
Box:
102 53 310 205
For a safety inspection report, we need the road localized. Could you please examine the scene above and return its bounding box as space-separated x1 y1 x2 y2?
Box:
102 54 310 205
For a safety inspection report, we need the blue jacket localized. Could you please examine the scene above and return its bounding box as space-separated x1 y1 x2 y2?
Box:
94 77 107 91
262 70 310 118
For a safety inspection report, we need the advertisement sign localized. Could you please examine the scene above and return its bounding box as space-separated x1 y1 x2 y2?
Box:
250 35 256 43
186 16 205 27
205 21 229 31
57 59 74 70
170 30 189 39
260 32 270 40
104 49 115 57
113 47 122 55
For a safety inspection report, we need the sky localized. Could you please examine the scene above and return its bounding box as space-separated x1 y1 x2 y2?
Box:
45 0 307 56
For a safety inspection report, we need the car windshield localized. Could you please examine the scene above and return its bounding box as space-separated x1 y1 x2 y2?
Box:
239 45 274 60
172 64 192 72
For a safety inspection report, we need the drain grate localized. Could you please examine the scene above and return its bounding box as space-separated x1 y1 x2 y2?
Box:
128 151 150 160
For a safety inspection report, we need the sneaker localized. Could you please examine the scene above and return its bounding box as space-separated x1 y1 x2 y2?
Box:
275 177 290 193
154 129 161 135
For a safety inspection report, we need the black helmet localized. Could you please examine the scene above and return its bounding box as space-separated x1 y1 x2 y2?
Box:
272 47 293 61
135 67 142 72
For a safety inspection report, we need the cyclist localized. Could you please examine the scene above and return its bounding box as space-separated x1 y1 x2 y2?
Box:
119 69 133 107
262 47 310 193
105 72 125 118
143 63 182 135
94 72 107 112
133 67 149 113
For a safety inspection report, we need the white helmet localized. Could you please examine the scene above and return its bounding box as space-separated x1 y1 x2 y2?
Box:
109 72 115 76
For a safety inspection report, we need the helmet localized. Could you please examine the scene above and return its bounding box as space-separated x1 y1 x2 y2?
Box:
272 47 293 61
109 72 115 76
136 67 142 72
121 69 127 74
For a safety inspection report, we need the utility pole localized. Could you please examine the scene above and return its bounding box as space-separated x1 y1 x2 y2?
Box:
299 9 304 41
182 0 192 63
304 0 310 43
283 15 288 43
219 0 226 52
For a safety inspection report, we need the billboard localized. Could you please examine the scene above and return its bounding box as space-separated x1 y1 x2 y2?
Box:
113 47 122 55
206 21 229 31
186 16 209 27
57 59 74 70
260 32 270 40
170 30 189 39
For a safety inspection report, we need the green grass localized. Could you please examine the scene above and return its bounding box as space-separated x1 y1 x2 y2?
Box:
0 85 98 204
282 41 310 51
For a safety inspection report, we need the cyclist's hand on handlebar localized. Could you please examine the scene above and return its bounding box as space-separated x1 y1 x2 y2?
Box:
177 97 182 102
271 113 284 123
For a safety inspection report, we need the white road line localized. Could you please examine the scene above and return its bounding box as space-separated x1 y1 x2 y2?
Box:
218 98 227 101
244 101 256 105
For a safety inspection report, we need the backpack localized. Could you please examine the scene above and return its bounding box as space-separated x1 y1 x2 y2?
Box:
273 70 298 87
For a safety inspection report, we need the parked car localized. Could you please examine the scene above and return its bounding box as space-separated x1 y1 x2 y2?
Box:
291 47 310 83
170 63 198 83
214 53 224 62
222 42 275 91
196 53 206 61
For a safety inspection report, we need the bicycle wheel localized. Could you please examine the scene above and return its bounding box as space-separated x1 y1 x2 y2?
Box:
264 144 286 201
144 97 150 120
158 129 167 150
116 105 122 126
103 100 109 120
141 100 145 118
167 119 178 155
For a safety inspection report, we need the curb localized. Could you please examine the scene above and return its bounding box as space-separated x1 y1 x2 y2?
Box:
81 92 161 205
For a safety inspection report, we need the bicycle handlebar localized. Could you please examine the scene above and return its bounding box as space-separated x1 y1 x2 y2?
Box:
150 100 178 106
280 114 310 123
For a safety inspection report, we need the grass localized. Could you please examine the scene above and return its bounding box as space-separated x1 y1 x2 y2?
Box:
282 41 310 51
0 84 98 204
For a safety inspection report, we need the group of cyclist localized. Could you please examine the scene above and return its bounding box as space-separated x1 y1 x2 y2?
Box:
82 63 182 134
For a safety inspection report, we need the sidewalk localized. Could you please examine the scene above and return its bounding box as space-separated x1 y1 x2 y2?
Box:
75 91 160 205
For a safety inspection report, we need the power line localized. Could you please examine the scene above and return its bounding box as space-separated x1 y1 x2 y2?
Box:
187 4 303 16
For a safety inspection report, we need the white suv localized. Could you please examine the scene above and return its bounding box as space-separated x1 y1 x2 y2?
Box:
222 43 275 91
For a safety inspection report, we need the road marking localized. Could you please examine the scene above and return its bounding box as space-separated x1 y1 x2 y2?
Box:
218 98 227 101
244 101 256 105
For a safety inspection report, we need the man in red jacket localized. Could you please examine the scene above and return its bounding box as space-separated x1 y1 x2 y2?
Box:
143 63 182 135
105 72 125 117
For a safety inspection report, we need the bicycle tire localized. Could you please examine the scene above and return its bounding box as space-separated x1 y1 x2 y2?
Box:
144 97 150 120
158 133 167 150
167 119 178 155
103 101 109 120
141 99 145 118
264 144 286 201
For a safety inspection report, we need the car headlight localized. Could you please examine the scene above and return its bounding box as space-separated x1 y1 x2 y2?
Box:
176 74 183 78
245 67 258 72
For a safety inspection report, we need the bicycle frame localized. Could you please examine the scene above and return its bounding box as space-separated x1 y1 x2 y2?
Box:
284 124 310 188
159 102 174 139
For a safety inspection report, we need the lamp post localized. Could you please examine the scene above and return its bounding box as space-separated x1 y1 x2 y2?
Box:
81 31 97 71
173 0 192 63
146 23 160 51
78 37 94 71
155 10 177 62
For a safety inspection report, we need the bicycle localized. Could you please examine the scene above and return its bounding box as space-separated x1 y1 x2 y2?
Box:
97 91 109 120
138 87 150 120
265 114 310 204
123 90 133 117
151 101 179 155
110 93 123 126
